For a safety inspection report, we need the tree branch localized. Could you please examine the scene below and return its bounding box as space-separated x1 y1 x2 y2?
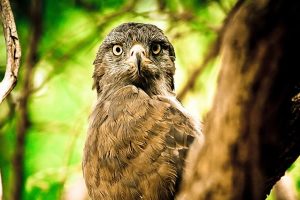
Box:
0 0 21 104
177 0 300 199
29 0 139 94
12 0 42 199
177 0 244 100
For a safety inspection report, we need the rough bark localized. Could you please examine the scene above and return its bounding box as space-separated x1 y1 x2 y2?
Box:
0 0 21 104
177 0 300 199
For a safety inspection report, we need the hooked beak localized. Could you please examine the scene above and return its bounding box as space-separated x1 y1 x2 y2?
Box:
128 44 147 76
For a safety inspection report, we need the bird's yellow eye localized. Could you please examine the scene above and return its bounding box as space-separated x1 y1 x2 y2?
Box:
112 45 123 55
151 43 161 55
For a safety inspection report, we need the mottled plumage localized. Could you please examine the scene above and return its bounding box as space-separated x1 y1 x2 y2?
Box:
83 23 202 200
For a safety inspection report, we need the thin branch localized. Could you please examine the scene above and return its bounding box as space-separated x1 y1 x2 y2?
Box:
177 42 220 100
177 0 245 100
30 0 139 94
12 0 42 199
0 0 21 104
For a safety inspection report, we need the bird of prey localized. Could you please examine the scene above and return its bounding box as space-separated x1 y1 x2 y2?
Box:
83 22 202 200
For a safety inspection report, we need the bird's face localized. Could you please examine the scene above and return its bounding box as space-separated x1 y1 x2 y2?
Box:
93 23 176 97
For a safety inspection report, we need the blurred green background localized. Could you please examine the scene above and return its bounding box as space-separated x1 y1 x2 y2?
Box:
0 0 299 199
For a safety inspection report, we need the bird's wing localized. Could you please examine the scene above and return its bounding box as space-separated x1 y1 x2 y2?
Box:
154 95 202 149
151 94 203 191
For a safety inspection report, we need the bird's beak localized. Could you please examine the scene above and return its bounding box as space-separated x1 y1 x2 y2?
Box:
127 44 147 76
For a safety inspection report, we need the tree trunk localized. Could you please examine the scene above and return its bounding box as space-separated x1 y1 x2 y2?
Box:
177 0 300 199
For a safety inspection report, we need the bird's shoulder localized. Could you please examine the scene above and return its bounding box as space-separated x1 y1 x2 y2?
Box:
91 84 202 149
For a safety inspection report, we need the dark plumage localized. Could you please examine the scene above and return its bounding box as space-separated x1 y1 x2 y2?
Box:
83 22 202 200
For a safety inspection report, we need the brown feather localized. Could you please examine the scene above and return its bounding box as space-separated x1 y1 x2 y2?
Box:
83 85 201 199
83 23 203 200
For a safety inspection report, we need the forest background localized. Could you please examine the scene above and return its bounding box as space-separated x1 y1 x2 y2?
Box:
0 0 299 200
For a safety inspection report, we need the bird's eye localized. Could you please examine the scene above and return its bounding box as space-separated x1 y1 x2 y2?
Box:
151 43 161 55
112 45 123 56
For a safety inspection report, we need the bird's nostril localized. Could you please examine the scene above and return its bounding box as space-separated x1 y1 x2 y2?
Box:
130 45 146 57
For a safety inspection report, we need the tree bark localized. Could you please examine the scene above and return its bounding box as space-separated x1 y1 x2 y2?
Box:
177 0 300 199
0 0 21 104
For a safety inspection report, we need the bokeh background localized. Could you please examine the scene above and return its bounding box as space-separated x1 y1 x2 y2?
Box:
0 0 299 199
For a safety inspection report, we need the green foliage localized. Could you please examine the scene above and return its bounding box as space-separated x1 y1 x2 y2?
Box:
0 0 299 200
289 158 300 198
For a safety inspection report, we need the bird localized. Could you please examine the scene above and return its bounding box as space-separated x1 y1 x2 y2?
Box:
82 22 203 200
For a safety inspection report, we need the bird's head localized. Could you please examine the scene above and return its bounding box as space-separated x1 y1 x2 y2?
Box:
93 22 176 97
